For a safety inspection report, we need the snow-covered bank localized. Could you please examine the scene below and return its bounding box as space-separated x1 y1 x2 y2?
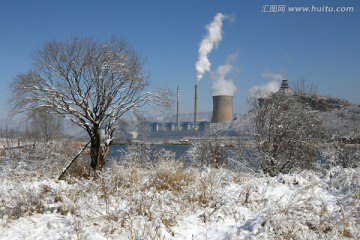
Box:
1 150 359 240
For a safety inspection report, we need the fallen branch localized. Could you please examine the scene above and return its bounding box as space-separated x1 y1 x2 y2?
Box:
58 141 91 180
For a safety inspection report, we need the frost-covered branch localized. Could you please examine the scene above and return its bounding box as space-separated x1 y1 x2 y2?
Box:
9 36 173 170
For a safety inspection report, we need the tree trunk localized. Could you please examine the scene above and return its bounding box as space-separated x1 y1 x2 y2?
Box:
89 129 109 171
90 130 105 171
90 133 99 170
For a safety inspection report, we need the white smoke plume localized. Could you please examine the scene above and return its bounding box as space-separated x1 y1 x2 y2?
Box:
261 71 284 82
248 71 284 98
195 13 228 82
210 52 239 96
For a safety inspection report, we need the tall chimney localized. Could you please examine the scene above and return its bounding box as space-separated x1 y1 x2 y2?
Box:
211 95 233 123
194 83 198 130
177 86 180 131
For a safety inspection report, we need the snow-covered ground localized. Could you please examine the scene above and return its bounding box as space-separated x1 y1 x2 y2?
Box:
0 138 21 149
0 143 359 239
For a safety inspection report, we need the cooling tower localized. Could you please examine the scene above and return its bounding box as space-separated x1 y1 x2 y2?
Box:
211 95 233 123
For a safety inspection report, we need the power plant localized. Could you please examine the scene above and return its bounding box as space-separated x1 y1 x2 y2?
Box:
137 12 236 139
148 86 235 139
211 95 233 123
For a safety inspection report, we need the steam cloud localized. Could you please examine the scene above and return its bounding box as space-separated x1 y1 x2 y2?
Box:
210 52 239 96
195 13 228 82
248 71 284 98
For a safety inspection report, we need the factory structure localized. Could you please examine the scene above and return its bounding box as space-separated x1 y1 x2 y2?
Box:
128 78 349 141
145 85 235 139
144 13 237 140
135 79 302 140
211 95 233 123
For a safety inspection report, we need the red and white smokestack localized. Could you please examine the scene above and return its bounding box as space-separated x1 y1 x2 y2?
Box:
194 83 198 130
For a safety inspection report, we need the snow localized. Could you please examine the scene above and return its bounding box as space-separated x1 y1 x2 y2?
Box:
0 145 359 239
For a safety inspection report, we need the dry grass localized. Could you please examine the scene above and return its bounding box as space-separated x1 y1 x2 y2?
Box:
1 141 359 239
152 162 194 192
251 185 360 239
58 140 89 155
354 187 360 200
2 163 360 239
0 148 6 157
64 158 92 180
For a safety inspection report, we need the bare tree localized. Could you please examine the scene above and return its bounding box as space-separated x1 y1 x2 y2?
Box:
250 91 324 176
10 37 172 171
27 108 63 143
293 78 317 97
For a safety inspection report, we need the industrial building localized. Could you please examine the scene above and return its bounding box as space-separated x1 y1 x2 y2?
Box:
150 121 210 133
211 95 233 123
144 84 236 139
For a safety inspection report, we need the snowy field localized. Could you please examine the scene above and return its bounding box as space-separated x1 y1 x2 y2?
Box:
0 142 359 239
0 138 22 149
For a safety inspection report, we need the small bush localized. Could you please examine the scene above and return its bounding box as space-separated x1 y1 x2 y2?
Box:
188 138 227 168
2 184 45 220
152 161 194 192
64 158 92 180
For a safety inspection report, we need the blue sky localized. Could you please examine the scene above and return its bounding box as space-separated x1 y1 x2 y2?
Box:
1 0 359 120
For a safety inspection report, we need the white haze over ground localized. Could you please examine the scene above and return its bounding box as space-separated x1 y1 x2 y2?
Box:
248 71 284 98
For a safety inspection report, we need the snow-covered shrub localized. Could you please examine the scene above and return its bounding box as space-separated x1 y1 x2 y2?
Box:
121 144 175 169
250 92 325 176
63 159 92 180
187 138 228 168
150 160 194 192
228 140 262 173
319 105 360 169
0 178 78 222
320 143 360 169
1 183 45 220
234 169 360 239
